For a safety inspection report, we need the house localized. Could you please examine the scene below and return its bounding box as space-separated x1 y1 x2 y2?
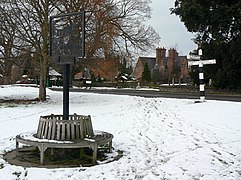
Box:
75 58 122 81
133 57 156 80
49 67 62 80
133 47 190 83
48 67 62 86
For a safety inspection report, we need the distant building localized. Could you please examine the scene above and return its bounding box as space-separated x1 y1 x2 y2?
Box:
133 57 156 81
49 67 62 80
75 58 122 81
133 47 190 83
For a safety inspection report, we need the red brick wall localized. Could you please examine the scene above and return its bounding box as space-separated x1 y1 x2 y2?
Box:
156 47 166 66
168 48 178 76
180 58 190 79
133 58 144 80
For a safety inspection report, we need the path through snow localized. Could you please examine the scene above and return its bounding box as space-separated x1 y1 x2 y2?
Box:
0 87 241 179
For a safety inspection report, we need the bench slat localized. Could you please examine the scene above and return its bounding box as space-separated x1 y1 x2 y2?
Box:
56 123 61 140
61 122 66 140
37 117 44 138
87 116 94 137
82 119 87 137
47 121 52 139
41 121 47 138
66 123 71 140
82 116 94 137
71 122 75 139
51 118 57 140
79 120 84 139
76 123 80 139
44 122 49 139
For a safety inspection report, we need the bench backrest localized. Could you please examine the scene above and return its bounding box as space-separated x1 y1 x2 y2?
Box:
36 114 94 140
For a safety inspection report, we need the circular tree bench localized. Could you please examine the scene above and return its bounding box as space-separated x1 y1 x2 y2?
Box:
16 114 113 165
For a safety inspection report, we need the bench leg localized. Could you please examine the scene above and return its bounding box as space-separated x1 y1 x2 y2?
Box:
38 144 48 165
51 148 54 156
80 148 84 160
108 140 112 152
16 140 19 156
92 144 98 164
40 150 44 165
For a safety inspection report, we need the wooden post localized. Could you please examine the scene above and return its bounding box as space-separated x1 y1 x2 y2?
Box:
199 62 205 102
187 48 216 102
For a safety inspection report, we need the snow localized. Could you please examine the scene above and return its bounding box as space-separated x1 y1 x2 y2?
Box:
1 85 241 179
18 132 73 143
49 67 61 77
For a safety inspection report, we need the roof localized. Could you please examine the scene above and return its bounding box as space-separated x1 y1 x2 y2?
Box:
175 56 187 66
138 57 156 70
49 67 61 77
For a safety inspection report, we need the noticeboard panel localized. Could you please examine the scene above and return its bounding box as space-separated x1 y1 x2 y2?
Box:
50 12 85 64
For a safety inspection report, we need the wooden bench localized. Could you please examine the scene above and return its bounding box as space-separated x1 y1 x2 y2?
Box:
16 114 113 165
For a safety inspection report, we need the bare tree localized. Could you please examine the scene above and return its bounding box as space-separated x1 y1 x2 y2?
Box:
0 0 160 100
0 3 35 84
2 0 59 100
0 3 21 84
57 0 160 60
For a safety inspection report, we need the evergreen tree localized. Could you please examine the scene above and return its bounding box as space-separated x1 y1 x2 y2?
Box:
171 0 241 89
142 63 151 83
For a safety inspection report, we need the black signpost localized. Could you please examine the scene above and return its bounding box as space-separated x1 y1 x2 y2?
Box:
50 11 85 119
187 48 216 102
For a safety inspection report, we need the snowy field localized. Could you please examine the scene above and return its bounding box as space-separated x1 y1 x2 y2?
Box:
0 85 241 180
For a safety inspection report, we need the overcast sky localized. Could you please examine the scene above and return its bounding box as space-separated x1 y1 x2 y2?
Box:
148 0 196 56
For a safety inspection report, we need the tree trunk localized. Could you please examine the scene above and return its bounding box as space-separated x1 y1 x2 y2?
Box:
39 10 49 102
39 58 47 101
3 60 13 84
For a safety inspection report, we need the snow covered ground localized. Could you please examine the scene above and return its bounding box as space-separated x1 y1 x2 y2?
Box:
0 85 241 179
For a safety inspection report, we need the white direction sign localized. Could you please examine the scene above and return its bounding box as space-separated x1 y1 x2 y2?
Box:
187 54 201 60
202 59 216 65
188 61 199 67
188 59 216 67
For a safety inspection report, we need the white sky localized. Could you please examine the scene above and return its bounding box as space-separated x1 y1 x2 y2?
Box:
149 0 197 56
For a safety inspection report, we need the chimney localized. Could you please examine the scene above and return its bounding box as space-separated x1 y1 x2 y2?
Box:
168 48 178 60
168 48 178 75
156 47 166 66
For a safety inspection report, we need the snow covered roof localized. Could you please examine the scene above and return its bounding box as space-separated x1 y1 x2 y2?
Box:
49 67 61 77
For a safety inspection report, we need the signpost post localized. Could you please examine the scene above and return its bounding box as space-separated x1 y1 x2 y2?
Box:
187 49 216 102
50 11 86 119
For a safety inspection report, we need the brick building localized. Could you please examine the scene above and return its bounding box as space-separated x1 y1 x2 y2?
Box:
133 47 190 83
133 57 156 81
